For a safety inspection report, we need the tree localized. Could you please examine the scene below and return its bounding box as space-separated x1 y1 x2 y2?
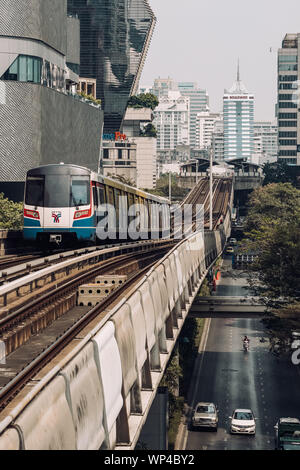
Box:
127 93 159 110
262 161 299 187
140 123 157 138
242 183 300 303
106 174 136 187
0 193 23 230
145 174 188 200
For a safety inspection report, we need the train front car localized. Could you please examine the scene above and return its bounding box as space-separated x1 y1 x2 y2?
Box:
23 164 95 247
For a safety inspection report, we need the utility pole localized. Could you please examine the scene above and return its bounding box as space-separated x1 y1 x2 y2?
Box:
169 171 172 203
209 148 213 231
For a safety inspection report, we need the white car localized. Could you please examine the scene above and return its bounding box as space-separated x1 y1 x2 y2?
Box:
229 409 256 435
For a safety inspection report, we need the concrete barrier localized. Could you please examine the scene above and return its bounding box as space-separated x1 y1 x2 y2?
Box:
60 342 105 450
15 376 76 450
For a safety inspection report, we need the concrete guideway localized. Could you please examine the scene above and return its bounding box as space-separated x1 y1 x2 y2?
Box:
0 211 232 450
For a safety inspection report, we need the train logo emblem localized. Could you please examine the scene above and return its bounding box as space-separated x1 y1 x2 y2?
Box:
52 211 62 223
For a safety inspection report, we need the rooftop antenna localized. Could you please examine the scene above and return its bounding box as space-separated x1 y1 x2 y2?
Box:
237 58 240 82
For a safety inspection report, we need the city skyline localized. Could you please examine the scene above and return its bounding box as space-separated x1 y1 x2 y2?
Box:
141 0 300 121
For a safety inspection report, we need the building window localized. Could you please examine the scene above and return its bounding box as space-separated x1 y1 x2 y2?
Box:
278 157 297 164
279 139 297 146
279 75 298 82
278 64 298 71
279 150 297 156
118 149 122 160
279 102 297 108
278 113 297 119
103 149 109 159
1 54 64 92
278 120 297 127
279 131 297 137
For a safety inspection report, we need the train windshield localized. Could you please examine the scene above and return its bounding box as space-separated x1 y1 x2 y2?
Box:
25 176 44 206
44 175 70 207
26 174 90 208
70 176 90 207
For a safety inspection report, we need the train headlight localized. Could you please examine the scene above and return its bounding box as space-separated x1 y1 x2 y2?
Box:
74 209 90 219
24 209 40 219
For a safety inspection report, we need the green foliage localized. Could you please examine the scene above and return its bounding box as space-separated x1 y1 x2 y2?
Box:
242 183 300 302
263 161 299 187
140 123 157 138
145 174 189 200
106 173 136 187
127 93 159 110
77 91 101 106
0 193 23 230
160 351 183 392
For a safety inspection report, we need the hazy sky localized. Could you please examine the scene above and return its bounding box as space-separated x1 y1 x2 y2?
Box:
141 0 300 121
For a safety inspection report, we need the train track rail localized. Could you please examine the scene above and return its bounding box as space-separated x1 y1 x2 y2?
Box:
0 248 169 410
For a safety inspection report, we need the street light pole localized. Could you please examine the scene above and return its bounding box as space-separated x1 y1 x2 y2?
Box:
169 171 172 203
209 148 213 231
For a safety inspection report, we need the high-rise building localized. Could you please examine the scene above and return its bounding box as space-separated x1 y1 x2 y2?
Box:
67 0 156 133
178 82 209 149
153 91 190 159
253 121 278 164
277 34 300 165
151 77 178 98
212 120 224 161
195 112 222 150
223 65 254 161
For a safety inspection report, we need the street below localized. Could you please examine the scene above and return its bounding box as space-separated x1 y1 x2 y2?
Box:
186 257 300 450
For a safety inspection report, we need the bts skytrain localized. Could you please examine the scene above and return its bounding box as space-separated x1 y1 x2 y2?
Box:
23 164 170 247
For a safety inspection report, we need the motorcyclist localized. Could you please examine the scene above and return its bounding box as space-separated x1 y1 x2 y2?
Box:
243 336 250 350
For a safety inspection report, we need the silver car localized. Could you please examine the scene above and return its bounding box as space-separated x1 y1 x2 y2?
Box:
191 402 218 431
230 409 256 435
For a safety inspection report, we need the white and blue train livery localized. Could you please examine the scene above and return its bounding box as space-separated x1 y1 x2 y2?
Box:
23 164 170 246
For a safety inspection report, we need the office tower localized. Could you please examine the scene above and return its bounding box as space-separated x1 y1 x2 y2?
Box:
223 64 254 161
212 120 225 161
253 121 278 164
178 83 209 149
153 91 190 159
151 77 179 98
67 0 156 133
195 112 222 150
277 34 300 165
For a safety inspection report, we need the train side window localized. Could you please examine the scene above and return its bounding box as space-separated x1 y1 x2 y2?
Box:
98 185 106 204
107 186 114 206
93 186 98 209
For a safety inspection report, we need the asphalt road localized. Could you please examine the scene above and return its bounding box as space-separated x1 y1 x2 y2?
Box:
185 257 300 450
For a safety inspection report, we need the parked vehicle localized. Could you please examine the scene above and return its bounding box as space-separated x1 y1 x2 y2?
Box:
229 237 237 246
229 409 256 435
225 246 234 255
274 418 300 450
191 402 219 431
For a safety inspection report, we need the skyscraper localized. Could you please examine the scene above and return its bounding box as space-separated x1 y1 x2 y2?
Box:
178 82 209 149
67 0 156 133
223 64 254 161
277 34 300 165
153 91 190 157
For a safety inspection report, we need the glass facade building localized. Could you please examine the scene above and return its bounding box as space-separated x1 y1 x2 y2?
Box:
67 0 156 133
277 34 300 165
178 82 209 149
